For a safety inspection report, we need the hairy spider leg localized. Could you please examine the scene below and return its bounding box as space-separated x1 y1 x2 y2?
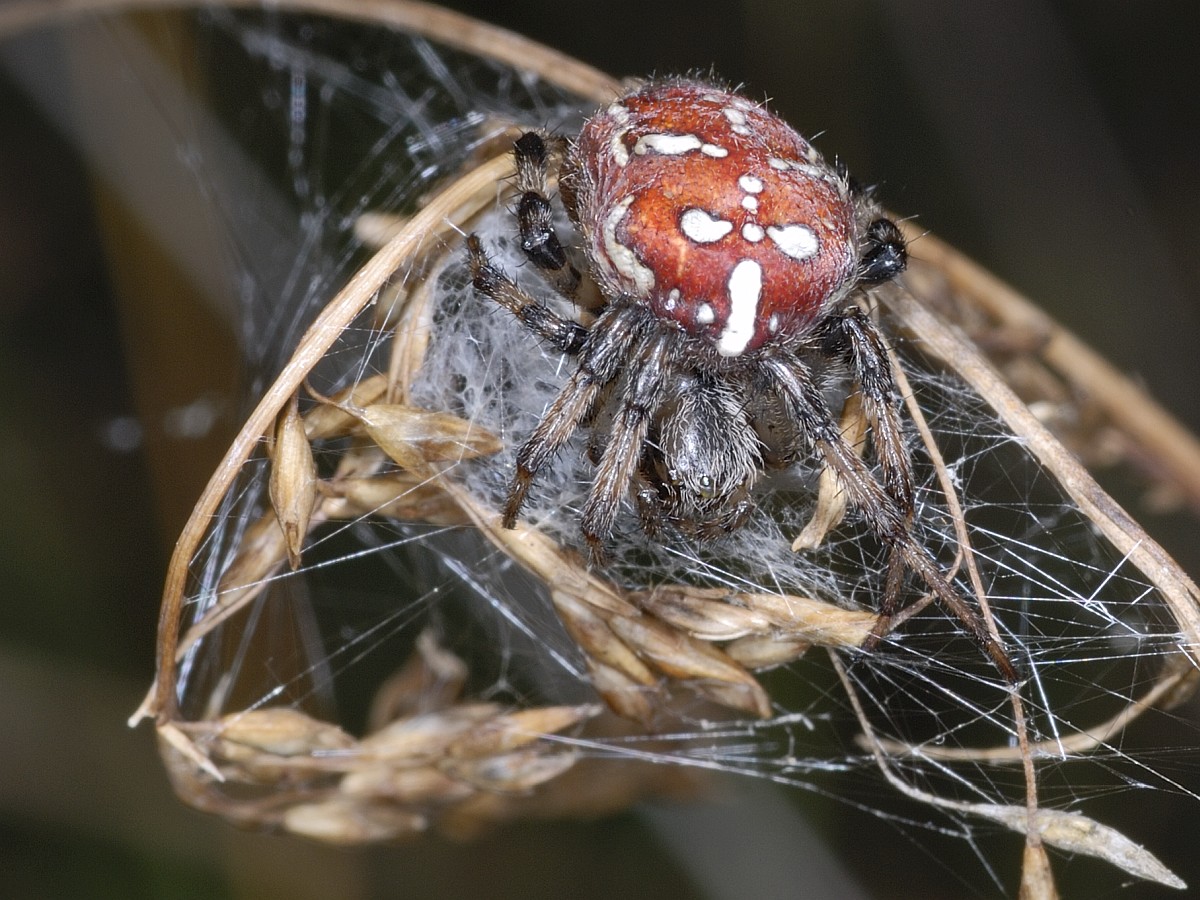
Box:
505 304 654 532
759 351 1017 682
817 304 917 636
467 235 588 354
580 326 673 562
818 304 915 517
467 245 660 535
512 131 581 298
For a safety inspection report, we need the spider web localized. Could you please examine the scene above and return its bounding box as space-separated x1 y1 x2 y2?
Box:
17 6 1200 896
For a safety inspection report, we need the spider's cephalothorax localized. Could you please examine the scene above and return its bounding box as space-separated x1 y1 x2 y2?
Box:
469 79 1015 680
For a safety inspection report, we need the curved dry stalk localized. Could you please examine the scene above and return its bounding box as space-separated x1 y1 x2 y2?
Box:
886 273 1200 665
905 231 1200 513
0 0 622 103
865 656 1199 763
134 149 516 726
829 652 1185 892
883 274 1049 879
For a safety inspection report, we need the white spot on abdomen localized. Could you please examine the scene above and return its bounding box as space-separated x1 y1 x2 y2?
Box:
603 196 655 294
634 133 702 156
680 208 734 244
767 224 819 261
719 260 762 356
605 102 633 166
738 174 764 193
722 107 751 135
610 132 631 166
742 223 764 242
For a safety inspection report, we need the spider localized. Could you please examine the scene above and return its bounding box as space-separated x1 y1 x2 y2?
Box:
468 78 1015 680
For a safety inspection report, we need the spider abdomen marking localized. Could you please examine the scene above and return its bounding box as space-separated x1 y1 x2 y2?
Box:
567 80 860 357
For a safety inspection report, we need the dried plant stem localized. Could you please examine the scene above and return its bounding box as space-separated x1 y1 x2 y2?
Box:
887 283 1200 665
0 0 622 103
866 657 1198 762
829 651 1184 892
133 151 515 727
907 231 1200 513
889 310 1050 889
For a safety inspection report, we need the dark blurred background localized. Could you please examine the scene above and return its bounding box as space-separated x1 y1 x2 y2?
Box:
1 1 1197 897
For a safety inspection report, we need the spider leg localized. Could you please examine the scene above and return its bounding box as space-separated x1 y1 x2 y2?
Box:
580 330 672 561
760 351 1017 681
467 234 588 355
818 303 913 516
864 550 912 653
818 304 915 636
503 302 653 529
512 131 581 297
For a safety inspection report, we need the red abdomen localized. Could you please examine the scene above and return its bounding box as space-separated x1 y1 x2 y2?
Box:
566 80 859 356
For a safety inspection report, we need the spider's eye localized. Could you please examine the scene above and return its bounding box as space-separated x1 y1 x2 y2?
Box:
858 218 907 284
668 467 716 498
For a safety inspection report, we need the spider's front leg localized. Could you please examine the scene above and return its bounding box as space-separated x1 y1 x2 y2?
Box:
818 303 916 642
467 234 595 528
512 131 581 298
760 350 1017 682
467 241 654 534
579 327 671 562
818 304 914 518
503 305 653 538
467 235 588 355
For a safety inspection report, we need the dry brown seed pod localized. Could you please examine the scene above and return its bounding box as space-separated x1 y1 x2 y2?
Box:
725 634 812 669
735 592 877 648
214 707 356 757
340 765 475 805
549 590 656 686
326 473 470 526
634 587 777 641
1020 841 1059 900
584 659 661 725
283 799 428 844
302 373 390 440
212 512 289 610
605 614 771 719
269 391 318 570
358 704 503 764
445 705 601 759
439 746 580 793
353 404 502 474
